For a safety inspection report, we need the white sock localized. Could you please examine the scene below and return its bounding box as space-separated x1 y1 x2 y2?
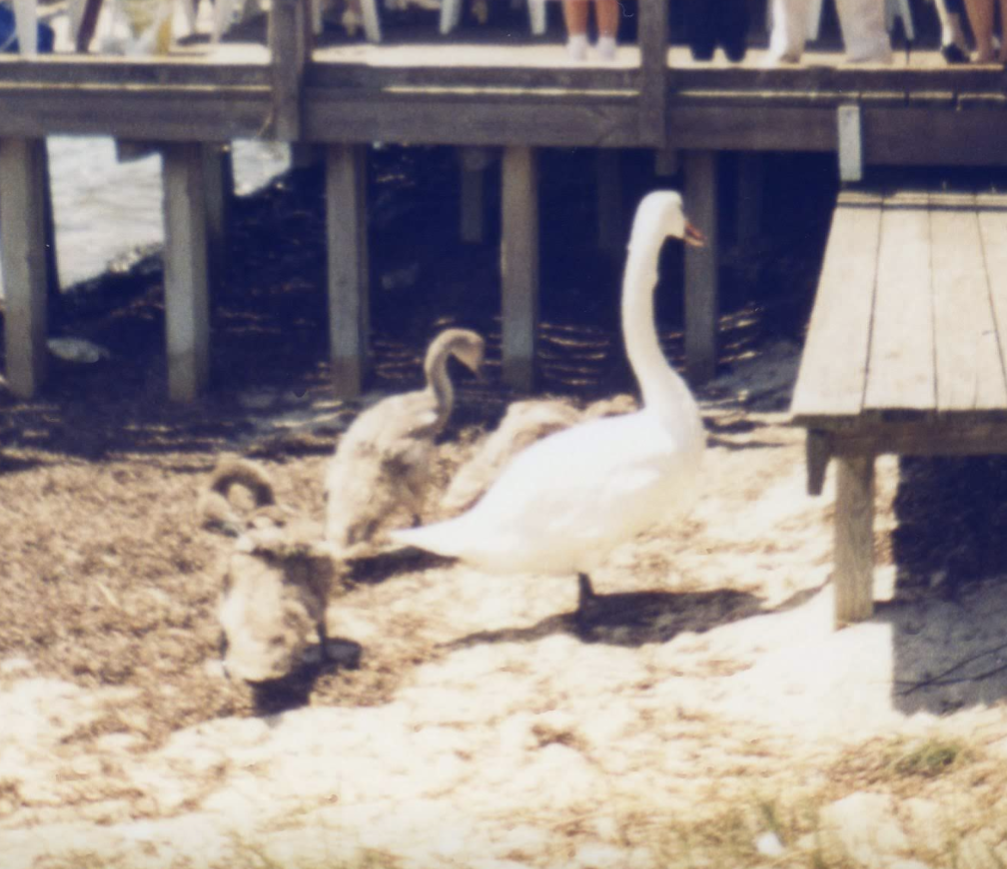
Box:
597 35 617 60
567 33 588 60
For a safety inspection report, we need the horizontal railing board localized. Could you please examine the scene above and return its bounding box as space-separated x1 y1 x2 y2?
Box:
303 91 641 146
0 89 272 139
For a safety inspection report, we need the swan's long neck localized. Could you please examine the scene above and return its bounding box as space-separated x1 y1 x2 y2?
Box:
423 340 455 420
622 232 699 426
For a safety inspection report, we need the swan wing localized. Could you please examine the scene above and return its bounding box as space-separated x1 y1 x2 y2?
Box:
340 392 442 452
325 391 440 547
476 411 696 532
396 410 702 573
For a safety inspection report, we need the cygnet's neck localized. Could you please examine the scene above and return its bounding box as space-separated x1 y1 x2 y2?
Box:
423 337 456 418
622 232 699 425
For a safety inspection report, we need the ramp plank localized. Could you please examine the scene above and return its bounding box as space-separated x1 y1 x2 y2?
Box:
976 192 1007 410
792 190 882 419
930 191 1007 412
864 191 934 411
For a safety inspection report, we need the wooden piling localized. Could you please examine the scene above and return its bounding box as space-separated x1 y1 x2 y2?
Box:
684 150 719 385
459 147 493 245
290 143 324 170
596 149 624 253
460 165 485 244
501 145 539 392
736 152 765 246
654 148 680 177
834 455 875 627
202 144 233 292
638 0 669 148
161 143 211 402
0 138 50 398
41 141 61 330
326 143 370 398
269 0 310 140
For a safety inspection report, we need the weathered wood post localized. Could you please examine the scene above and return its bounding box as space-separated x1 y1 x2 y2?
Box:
736 152 765 246
202 144 234 292
0 138 50 398
269 0 310 140
638 0 669 149
161 143 211 402
326 143 370 397
655 147 680 177
501 145 539 392
41 146 61 331
459 147 494 245
596 149 624 253
834 454 875 626
684 150 719 384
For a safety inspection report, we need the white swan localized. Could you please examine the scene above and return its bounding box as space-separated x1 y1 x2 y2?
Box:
440 399 582 517
390 191 706 626
325 328 485 550
439 394 638 517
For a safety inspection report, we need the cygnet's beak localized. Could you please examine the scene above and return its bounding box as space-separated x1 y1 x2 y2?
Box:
684 220 706 247
470 361 487 382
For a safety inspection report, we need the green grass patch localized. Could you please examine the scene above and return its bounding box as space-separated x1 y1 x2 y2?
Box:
887 737 973 779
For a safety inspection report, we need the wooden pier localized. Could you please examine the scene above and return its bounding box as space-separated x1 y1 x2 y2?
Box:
3 0 1007 401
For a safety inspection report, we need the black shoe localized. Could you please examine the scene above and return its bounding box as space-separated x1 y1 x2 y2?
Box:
941 44 969 64
718 0 750 62
721 34 748 62
690 39 716 60
684 0 717 60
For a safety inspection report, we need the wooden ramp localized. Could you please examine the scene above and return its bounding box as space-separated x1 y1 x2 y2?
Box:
791 188 1007 627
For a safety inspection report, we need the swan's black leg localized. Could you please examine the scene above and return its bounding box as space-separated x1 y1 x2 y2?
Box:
317 621 329 661
219 630 232 681
575 573 597 634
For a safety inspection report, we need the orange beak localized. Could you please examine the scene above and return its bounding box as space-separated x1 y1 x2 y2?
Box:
684 220 706 247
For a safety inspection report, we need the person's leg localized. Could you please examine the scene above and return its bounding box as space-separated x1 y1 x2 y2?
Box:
767 0 809 63
686 0 717 60
595 0 619 58
563 0 589 58
963 0 996 60
719 0 750 62
934 0 970 61
595 0 618 36
834 0 892 62
997 0 1007 59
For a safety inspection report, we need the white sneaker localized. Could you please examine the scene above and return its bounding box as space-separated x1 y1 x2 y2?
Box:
596 35 617 60
567 33 588 61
